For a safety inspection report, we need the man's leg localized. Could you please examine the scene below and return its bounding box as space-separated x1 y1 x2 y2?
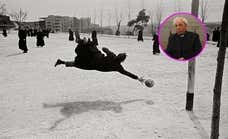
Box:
102 47 127 63
102 47 116 57
55 59 75 67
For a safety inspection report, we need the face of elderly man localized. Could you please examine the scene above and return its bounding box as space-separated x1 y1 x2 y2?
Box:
174 18 187 35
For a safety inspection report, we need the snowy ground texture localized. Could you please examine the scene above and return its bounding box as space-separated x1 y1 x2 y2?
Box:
0 32 228 139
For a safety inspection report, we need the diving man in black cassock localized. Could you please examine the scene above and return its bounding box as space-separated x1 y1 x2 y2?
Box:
54 33 149 84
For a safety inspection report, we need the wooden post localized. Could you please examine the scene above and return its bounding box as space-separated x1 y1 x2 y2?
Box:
186 0 199 111
211 0 228 138
186 60 196 111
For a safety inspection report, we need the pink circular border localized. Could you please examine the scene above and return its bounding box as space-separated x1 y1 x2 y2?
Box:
158 12 207 62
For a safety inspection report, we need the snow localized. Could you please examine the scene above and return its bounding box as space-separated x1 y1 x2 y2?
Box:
0 32 227 139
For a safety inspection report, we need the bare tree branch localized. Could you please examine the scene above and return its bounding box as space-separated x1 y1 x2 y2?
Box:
127 0 131 21
174 0 182 12
149 10 156 34
155 1 163 27
200 0 208 22
10 8 28 23
99 8 103 28
0 1 7 15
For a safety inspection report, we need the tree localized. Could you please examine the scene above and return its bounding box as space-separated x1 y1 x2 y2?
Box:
155 1 163 30
93 8 97 25
149 10 156 35
99 8 103 31
114 7 123 36
174 0 182 12
107 10 112 27
0 1 7 15
200 0 208 22
10 8 28 24
126 0 132 36
127 9 150 40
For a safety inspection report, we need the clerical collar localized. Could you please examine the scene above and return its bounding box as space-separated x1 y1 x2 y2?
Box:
180 34 185 37
177 31 187 37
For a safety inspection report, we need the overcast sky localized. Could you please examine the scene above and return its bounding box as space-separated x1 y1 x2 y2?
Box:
2 0 225 26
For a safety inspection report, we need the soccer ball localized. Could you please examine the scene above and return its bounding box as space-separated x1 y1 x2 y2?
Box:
144 79 154 88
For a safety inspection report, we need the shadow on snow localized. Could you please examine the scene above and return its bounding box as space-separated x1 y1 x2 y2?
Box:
43 99 154 130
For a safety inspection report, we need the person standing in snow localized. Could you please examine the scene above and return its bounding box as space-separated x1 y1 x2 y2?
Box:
2 28 7 37
152 33 160 55
18 26 28 53
36 28 45 47
91 30 98 46
69 28 74 41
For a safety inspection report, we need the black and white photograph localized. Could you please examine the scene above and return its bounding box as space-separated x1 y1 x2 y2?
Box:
0 0 227 138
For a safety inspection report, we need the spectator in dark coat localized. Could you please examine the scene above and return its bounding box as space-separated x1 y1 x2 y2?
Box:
206 32 210 41
166 17 202 60
75 30 80 43
91 30 98 46
215 27 221 47
2 28 7 37
69 29 74 41
18 26 28 53
36 28 45 47
212 27 220 42
137 30 143 42
152 33 160 54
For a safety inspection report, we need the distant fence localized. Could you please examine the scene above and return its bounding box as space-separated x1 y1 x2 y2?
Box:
97 34 153 40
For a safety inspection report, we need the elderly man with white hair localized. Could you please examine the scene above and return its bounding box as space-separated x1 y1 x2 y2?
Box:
166 16 202 60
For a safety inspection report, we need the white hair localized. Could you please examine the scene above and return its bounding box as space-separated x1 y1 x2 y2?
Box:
173 17 188 26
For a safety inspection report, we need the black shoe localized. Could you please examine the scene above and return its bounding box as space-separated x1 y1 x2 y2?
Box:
55 59 64 67
102 47 109 53
115 53 127 63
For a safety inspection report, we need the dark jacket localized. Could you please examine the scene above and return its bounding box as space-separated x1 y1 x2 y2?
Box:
166 31 202 60
69 30 74 41
36 31 45 46
75 40 104 66
18 29 28 52
153 34 159 46
92 31 98 46
2 29 7 37
18 29 27 40
153 34 160 54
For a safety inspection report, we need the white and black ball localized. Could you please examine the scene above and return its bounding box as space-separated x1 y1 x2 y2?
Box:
144 79 154 88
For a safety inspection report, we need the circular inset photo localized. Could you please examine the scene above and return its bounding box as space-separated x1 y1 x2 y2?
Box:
158 12 207 61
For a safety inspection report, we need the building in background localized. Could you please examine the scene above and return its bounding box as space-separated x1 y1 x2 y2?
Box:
21 20 45 30
18 15 112 34
61 16 73 32
0 15 15 30
40 15 92 33
41 15 62 32
79 17 91 33
72 17 80 32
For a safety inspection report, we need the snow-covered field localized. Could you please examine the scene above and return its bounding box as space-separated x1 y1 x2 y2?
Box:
0 32 227 139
